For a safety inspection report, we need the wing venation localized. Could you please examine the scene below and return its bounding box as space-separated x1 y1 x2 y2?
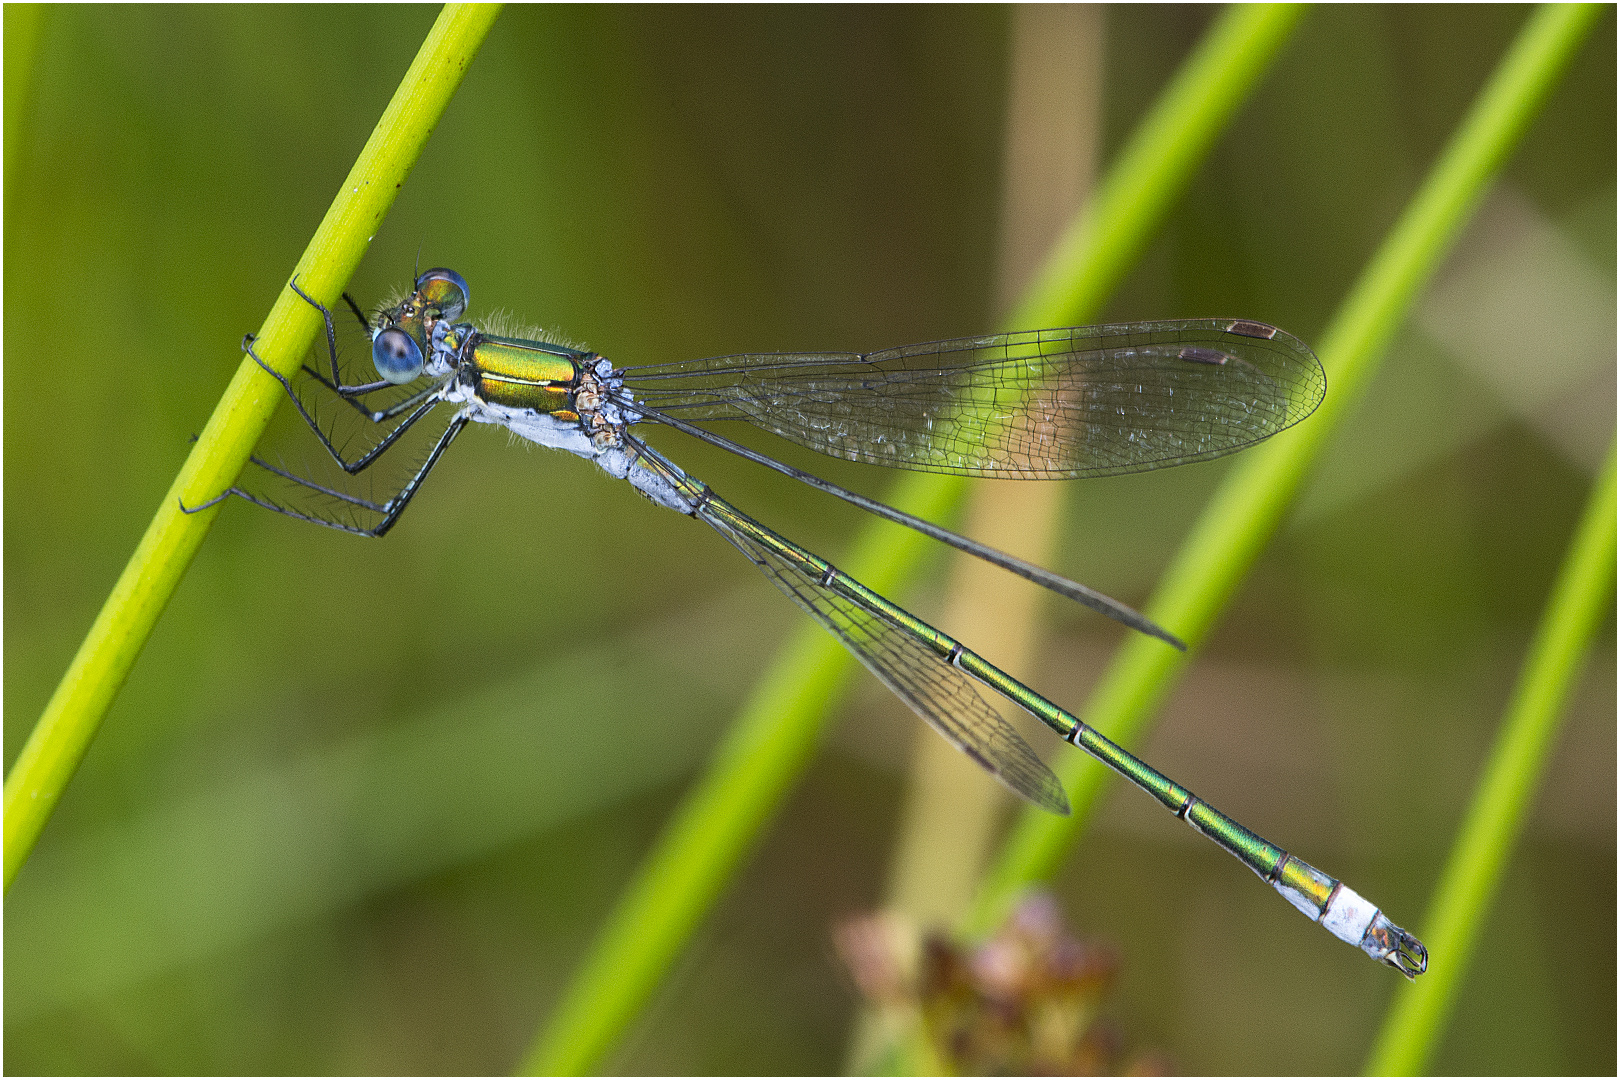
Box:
622 320 1325 479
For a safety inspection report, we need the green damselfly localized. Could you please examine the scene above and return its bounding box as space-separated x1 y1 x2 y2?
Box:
188 268 1426 977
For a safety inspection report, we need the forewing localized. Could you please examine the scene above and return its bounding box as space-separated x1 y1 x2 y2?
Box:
622 320 1325 478
698 501 1070 814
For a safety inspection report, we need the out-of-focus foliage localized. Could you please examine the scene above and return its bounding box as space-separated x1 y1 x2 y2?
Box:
838 892 1168 1075
4 6 1613 1074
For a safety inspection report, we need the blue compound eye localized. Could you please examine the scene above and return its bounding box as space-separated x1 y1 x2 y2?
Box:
373 327 424 384
415 267 469 321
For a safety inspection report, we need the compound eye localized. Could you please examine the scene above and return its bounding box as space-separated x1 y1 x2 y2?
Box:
373 327 424 384
415 267 469 321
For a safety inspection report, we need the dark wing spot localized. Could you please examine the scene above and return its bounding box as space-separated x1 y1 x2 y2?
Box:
1225 319 1278 340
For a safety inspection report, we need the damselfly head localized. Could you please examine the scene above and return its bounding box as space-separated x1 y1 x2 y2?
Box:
363 268 469 384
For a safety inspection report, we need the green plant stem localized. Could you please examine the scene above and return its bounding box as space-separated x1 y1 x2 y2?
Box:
520 6 1305 1075
1364 440 1616 1077
2 3 503 892
4 4 45 196
964 1 1602 938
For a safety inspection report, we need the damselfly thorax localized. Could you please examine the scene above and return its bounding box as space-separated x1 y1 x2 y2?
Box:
363 270 695 514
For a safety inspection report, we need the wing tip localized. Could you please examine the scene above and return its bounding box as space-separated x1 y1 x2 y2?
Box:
1045 787 1073 816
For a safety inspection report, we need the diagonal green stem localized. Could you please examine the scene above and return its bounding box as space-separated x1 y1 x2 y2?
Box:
964 1 1602 937
1364 440 1616 1076
2 3 503 892
520 6 1306 1074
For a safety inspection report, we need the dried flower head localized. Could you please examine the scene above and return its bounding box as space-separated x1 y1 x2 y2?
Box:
836 892 1167 1075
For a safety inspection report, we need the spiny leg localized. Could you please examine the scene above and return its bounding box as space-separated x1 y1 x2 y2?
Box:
333 412 467 537
343 292 372 334
302 363 444 424
286 277 391 397
286 279 452 427
241 334 447 474
182 413 469 537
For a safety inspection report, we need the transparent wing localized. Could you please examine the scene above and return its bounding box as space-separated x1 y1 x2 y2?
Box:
621 320 1325 478
695 493 1070 814
232 311 460 535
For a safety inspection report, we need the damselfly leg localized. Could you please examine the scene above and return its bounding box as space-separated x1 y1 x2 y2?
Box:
185 283 466 535
287 277 394 400
241 333 452 474
221 412 470 537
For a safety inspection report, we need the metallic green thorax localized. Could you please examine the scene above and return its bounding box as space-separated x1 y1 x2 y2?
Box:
468 334 584 414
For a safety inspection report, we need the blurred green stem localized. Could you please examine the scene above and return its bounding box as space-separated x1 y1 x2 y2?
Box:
1364 441 1616 1077
964 1 1602 938
4 4 45 201
521 5 1305 1075
2 3 503 891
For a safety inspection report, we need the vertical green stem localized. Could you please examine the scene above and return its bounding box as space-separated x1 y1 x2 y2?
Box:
521 6 1305 1074
2 3 503 891
965 1 1603 938
4 4 45 198
1365 442 1616 1076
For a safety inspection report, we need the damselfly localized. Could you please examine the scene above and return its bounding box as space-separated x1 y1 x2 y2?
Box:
187 268 1426 977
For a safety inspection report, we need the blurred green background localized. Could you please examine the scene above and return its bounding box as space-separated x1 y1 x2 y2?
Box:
5 5 1613 1074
